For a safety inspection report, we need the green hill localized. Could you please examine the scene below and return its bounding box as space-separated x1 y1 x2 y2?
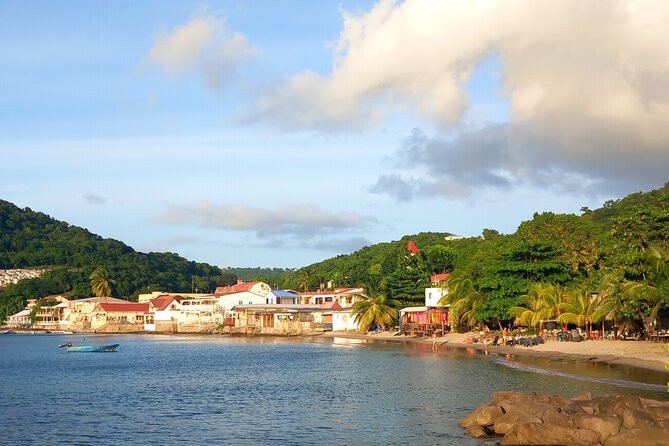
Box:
276 182 669 321
0 199 230 321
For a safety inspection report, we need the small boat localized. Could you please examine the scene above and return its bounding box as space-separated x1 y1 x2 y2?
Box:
63 343 120 353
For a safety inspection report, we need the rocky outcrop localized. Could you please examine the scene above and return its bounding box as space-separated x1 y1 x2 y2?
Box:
461 391 669 445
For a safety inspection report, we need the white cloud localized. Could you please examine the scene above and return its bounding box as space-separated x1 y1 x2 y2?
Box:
148 16 257 90
255 0 669 195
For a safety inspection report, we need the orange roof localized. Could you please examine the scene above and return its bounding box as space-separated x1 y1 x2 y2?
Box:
320 301 342 310
431 273 450 284
150 295 183 311
214 282 257 295
98 302 149 313
407 240 420 254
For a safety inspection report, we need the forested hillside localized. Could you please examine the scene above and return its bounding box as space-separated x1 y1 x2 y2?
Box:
276 183 669 328
3 181 669 329
0 200 233 321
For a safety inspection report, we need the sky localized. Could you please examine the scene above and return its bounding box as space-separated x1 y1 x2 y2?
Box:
2 0 669 268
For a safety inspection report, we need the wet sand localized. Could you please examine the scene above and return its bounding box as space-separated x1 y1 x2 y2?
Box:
320 331 669 373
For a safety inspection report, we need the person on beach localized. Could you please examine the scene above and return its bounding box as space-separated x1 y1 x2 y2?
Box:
432 331 437 350
502 326 508 345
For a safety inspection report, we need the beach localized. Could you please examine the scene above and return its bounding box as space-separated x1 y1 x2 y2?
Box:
320 331 669 373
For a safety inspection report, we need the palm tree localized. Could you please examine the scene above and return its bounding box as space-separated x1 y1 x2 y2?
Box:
558 285 599 337
438 270 484 328
352 280 400 331
296 268 314 292
592 268 627 337
509 283 570 328
90 267 116 298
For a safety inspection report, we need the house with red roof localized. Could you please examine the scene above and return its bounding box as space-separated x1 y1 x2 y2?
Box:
91 302 149 331
146 295 184 332
215 280 271 314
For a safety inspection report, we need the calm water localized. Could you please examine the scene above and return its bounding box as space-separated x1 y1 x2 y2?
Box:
1 334 667 446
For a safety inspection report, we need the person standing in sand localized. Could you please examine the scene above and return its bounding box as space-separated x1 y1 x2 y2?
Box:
432 331 438 350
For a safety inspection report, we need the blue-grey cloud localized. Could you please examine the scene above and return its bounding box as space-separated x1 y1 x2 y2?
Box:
84 193 107 205
156 201 373 237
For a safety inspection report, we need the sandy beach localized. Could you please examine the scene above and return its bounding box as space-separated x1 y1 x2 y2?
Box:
321 331 669 373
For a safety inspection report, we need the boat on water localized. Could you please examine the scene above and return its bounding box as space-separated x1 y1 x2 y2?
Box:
60 343 120 353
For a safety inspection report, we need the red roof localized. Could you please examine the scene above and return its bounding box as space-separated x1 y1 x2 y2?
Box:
320 301 342 310
215 282 257 295
407 240 419 254
150 295 183 311
431 273 450 284
98 302 149 313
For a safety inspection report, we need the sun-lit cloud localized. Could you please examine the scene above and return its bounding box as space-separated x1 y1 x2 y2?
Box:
156 201 372 237
148 15 258 90
256 0 669 196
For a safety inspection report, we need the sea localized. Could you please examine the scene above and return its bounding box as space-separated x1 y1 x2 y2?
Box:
1 333 667 446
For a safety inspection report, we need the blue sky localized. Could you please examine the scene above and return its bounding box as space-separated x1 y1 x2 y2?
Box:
2 0 669 268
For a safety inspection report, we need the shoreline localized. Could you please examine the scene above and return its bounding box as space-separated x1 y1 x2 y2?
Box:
5 327 668 374
318 331 669 374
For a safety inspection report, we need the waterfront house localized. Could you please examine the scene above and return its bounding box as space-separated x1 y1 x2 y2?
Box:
399 274 450 335
146 294 184 332
215 280 271 314
227 304 322 334
91 302 149 332
137 290 212 303
425 273 449 307
12 294 70 330
264 289 301 304
7 309 31 327
178 295 221 332
67 296 128 331
299 287 364 307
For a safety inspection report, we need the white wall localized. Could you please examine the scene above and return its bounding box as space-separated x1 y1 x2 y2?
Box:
425 287 448 307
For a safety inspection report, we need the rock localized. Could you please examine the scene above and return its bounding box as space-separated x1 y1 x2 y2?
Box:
539 409 576 428
602 396 643 417
573 413 622 442
500 424 600 446
459 404 503 428
501 402 556 416
465 425 490 438
493 412 543 435
462 392 669 445
622 407 656 429
641 398 669 409
604 427 669 446
474 404 504 427
572 392 593 401
646 406 669 421
492 391 538 405
563 403 589 416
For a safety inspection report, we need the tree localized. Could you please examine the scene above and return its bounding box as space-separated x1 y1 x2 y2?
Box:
425 245 457 274
509 284 570 327
439 270 484 328
351 280 400 331
558 286 599 337
592 268 627 335
90 267 116 298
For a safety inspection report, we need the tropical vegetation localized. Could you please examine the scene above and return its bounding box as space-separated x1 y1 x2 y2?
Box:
351 280 400 331
4 181 669 334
